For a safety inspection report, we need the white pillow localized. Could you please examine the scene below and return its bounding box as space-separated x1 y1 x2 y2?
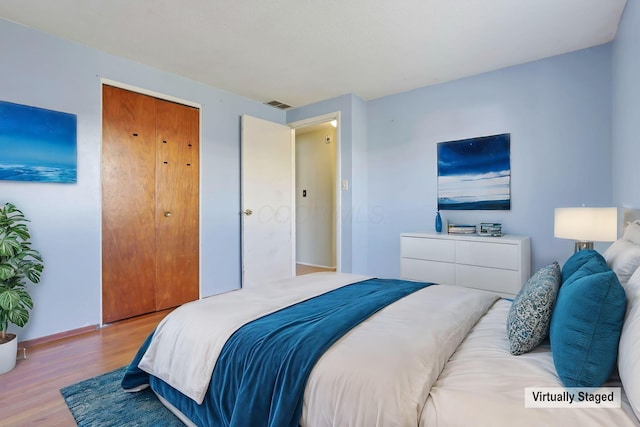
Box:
623 220 640 245
618 266 640 421
604 239 640 287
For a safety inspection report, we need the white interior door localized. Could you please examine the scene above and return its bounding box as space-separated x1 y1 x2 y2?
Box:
241 114 295 287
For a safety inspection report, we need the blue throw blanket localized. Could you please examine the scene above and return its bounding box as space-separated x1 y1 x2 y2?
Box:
123 278 432 427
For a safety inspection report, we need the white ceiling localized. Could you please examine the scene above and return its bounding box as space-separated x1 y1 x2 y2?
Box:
0 0 627 108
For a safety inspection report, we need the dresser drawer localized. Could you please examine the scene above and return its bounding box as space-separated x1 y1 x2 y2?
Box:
400 258 455 285
456 240 519 270
456 264 521 295
401 237 455 262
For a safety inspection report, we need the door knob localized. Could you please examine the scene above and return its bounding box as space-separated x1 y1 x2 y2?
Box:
164 211 172 217
243 209 253 216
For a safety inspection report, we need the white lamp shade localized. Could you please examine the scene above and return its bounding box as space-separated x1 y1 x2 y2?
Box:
554 207 618 242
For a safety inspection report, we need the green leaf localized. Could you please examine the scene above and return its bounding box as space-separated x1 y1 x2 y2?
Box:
0 264 16 281
0 237 21 258
7 306 29 327
15 289 33 310
0 288 21 310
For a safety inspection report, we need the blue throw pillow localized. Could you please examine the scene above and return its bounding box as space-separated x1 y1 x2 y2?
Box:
549 269 626 387
507 262 561 355
561 249 606 285
562 252 610 288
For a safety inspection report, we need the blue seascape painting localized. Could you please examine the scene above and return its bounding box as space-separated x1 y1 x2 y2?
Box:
0 100 77 183
437 133 510 210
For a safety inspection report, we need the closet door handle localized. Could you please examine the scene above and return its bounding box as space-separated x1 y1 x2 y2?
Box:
242 209 253 216
164 211 172 217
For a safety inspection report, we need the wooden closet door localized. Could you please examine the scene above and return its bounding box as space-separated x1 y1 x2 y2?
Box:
102 85 200 323
102 86 157 323
155 100 199 310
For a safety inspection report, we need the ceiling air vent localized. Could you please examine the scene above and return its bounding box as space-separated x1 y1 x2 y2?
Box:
265 100 292 110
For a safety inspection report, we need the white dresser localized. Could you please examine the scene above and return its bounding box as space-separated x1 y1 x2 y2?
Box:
400 232 531 297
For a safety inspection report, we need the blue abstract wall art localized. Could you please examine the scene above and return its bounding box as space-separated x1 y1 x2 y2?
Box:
0 100 77 183
437 133 510 210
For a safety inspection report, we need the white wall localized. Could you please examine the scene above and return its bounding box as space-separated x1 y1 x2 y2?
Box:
0 18 285 341
295 127 336 268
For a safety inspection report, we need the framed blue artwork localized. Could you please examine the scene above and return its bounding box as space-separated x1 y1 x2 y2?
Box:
0 100 77 183
437 133 510 210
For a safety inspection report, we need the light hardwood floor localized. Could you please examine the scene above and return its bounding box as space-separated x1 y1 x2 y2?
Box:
296 264 336 275
0 309 172 426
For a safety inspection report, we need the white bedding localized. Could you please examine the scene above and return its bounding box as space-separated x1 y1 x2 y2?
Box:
300 278 498 426
422 299 640 427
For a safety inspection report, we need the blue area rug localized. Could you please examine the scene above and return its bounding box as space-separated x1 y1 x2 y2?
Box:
60 366 183 426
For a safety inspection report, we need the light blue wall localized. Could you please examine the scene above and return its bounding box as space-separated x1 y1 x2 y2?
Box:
366 45 614 278
349 95 369 274
612 1 640 209
0 19 285 340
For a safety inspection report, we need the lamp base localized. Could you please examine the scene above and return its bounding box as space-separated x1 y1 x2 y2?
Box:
574 241 594 252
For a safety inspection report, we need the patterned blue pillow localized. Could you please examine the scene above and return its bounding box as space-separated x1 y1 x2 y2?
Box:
507 262 561 355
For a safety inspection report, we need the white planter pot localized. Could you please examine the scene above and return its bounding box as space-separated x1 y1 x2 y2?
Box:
0 333 18 374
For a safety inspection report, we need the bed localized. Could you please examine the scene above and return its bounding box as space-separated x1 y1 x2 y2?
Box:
122 221 640 427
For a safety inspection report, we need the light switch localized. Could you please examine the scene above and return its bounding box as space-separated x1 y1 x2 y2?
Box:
342 180 349 191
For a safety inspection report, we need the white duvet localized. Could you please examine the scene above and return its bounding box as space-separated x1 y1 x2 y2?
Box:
300 277 498 426
422 299 640 427
137 272 499 426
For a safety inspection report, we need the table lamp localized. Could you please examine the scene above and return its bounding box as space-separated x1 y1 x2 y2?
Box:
554 207 617 252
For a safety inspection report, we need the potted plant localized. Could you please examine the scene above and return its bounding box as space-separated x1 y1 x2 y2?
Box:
0 202 43 374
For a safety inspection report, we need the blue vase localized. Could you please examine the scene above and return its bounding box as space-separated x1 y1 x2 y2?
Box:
435 211 442 232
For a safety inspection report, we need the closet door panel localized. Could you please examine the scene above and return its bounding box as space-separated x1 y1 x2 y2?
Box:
154 100 200 310
101 86 157 323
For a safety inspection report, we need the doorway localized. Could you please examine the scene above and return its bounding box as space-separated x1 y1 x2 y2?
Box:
240 114 339 284
291 114 340 276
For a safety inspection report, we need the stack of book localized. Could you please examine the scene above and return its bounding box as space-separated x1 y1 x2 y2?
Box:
480 223 503 237
447 224 477 234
